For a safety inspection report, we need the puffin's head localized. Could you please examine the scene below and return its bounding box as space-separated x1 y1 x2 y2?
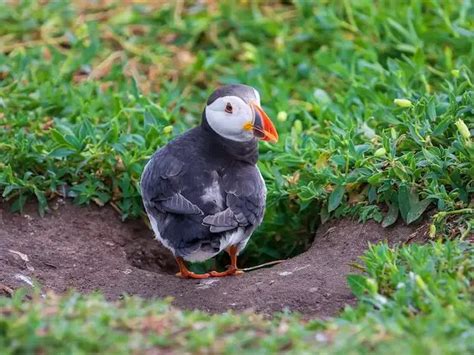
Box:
204 84 278 143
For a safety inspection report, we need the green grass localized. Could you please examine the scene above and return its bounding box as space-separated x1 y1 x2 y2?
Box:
0 2 473 352
1 240 472 354
0 1 472 265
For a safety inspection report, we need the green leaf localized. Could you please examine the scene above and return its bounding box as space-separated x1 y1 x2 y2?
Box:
392 162 409 181
2 185 17 198
432 116 453 136
131 77 140 99
368 186 377 203
407 199 432 224
398 185 411 223
144 110 157 129
347 274 367 298
368 172 384 185
427 100 436 121
320 205 330 224
49 148 75 158
50 129 82 150
398 184 431 224
34 188 47 217
50 129 72 147
298 181 319 201
382 202 399 227
328 185 345 212
63 134 83 150
10 194 27 213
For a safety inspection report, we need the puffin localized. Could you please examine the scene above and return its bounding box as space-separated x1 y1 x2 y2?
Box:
140 84 278 279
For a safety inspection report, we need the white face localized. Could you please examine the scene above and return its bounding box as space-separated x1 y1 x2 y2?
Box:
205 95 259 142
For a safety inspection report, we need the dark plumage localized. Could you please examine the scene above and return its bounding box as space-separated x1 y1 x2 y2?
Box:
140 84 277 278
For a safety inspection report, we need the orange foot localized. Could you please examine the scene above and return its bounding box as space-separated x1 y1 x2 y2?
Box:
209 268 244 277
209 245 244 277
176 271 210 279
175 257 210 279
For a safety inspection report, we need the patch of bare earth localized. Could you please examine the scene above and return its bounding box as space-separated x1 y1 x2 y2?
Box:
0 202 427 317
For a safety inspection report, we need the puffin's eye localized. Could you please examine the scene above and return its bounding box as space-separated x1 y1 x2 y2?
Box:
225 103 233 114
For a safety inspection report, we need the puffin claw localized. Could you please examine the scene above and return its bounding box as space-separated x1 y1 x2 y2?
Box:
175 256 210 279
209 268 244 277
176 271 210 279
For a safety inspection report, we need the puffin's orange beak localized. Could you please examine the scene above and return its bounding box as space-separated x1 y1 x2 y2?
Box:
250 102 279 143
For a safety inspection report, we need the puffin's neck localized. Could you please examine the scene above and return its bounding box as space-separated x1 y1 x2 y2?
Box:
201 112 259 165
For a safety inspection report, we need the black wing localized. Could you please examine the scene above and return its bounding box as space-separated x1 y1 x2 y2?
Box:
202 165 265 233
141 151 203 215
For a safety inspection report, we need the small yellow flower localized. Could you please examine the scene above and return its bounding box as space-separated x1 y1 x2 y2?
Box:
163 125 173 134
415 275 427 291
455 119 471 140
366 278 378 293
374 147 386 157
277 111 288 122
293 119 303 133
394 98 412 108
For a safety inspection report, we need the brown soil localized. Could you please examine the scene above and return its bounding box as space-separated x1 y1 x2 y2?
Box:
0 201 427 318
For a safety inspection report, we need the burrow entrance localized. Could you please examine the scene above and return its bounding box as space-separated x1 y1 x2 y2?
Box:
0 201 426 317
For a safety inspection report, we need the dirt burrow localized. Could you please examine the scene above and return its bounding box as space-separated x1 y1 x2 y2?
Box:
0 201 427 317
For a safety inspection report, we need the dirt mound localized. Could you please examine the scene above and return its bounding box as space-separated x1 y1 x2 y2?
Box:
0 202 427 317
